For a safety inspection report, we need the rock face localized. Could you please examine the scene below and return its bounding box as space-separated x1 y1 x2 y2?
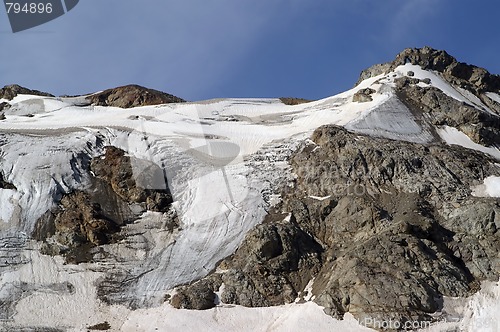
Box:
0 102 10 112
176 124 500 329
37 146 174 263
287 126 499 326
0 84 54 100
390 47 500 94
90 146 173 212
394 76 500 146
357 47 500 113
86 84 185 108
164 48 500 330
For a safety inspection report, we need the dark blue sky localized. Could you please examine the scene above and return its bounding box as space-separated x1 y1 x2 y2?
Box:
1 0 499 101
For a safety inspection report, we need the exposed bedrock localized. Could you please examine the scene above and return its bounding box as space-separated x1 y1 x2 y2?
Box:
86 84 185 108
35 146 175 263
176 125 500 330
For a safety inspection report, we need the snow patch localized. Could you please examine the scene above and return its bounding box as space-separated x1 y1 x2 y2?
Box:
395 64 473 105
485 92 500 104
424 281 500 332
120 302 373 332
471 176 500 198
437 126 500 160
309 195 331 201
0 189 21 224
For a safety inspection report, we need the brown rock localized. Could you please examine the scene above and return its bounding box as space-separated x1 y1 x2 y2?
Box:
86 84 185 108
0 84 54 100
353 88 376 103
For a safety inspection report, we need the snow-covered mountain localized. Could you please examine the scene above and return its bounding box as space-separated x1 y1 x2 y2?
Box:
0 47 499 331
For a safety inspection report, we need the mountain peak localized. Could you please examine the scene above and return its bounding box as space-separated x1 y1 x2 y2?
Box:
357 47 500 94
86 84 186 108
0 84 54 100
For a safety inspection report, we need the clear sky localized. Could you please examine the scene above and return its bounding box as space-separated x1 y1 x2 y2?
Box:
1 0 499 101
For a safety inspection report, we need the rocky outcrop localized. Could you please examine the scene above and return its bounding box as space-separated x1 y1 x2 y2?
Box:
279 97 313 105
0 84 54 100
0 102 10 112
356 63 392 86
38 146 175 263
172 215 323 308
353 88 376 103
0 173 16 190
390 47 500 94
394 76 500 146
290 126 499 327
357 46 500 95
90 146 173 212
354 47 500 146
86 84 185 108
52 191 120 246
179 125 500 330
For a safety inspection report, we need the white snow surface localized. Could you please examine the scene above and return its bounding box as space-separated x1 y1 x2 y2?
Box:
121 302 372 332
0 189 21 224
2 247 372 331
472 176 500 198
437 126 500 160
424 281 500 332
486 92 500 104
1 70 500 330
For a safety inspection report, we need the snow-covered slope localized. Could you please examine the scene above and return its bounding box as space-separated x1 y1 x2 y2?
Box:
0 57 499 331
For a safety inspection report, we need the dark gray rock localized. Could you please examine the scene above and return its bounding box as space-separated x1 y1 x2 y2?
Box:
0 173 15 190
395 79 500 146
0 102 10 111
171 280 219 310
186 125 500 330
175 216 323 308
355 47 500 96
357 63 392 85
286 125 499 326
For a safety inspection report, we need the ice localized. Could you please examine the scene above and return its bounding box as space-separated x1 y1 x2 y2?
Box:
437 126 500 160
1 70 499 330
345 94 435 143
0 131 101 233
485 92 500 104
0 189 21 224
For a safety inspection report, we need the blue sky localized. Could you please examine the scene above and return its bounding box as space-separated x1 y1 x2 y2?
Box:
1 0 499 101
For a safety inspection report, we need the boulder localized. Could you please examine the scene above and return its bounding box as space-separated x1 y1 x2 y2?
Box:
353 88 376 103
